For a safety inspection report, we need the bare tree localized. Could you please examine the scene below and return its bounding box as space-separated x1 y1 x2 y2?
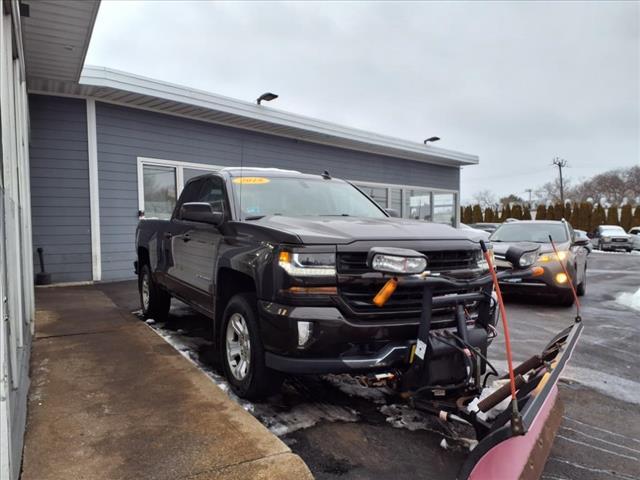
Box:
623 166 640 201
569 169 628 204
472 189 497 209
535 178 572 204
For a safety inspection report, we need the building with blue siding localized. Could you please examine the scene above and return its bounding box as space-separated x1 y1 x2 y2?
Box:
1 2 478 477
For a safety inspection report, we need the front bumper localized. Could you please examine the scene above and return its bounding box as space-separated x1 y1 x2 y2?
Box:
258 301 490 375
498 264 573 296
600 240 632 250
265 341 411 374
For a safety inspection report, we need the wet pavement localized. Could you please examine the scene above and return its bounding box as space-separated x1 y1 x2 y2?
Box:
98 251 640 480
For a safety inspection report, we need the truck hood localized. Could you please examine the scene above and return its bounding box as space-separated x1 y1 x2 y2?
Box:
242 215 477 245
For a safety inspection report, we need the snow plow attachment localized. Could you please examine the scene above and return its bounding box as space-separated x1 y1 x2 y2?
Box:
458 321 583 480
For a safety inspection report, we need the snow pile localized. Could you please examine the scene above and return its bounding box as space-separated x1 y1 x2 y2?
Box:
616 288 640 312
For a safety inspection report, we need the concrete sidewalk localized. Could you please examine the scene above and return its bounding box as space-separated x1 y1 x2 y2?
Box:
21 285 312 480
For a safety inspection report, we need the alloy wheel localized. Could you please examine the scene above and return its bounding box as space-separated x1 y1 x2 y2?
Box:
226 313 251 381
141 273 150 311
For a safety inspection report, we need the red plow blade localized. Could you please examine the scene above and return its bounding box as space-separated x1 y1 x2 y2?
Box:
459 322 583 480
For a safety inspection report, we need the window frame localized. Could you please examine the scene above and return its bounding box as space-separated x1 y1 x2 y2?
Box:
351 179 458 225
137 157 222 218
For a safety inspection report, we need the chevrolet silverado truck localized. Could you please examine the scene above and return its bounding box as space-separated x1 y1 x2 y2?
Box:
135 168 496 399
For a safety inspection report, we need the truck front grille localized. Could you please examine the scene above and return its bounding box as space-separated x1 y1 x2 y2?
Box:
337 250 477 274
337 249 480 315
339 283 474 313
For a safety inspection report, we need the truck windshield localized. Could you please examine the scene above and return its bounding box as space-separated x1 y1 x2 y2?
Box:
231 176 387 220
601 227 625 235
490 223 569 243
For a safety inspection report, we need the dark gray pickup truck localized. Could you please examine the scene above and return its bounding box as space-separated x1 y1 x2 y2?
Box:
135 167 495 399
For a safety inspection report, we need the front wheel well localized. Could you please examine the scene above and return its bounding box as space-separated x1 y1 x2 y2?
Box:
215 268 256 342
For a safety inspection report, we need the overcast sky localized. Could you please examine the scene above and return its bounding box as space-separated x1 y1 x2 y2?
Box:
85 1 639 202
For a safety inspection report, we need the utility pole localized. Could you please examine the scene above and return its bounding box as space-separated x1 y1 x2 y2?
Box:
524 188 532 205
552 157 567 205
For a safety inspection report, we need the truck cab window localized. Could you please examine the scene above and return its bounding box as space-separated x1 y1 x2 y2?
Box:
197 177 226 213
174 178 205 219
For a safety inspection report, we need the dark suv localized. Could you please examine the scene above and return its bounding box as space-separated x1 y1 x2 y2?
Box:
135 168 495 398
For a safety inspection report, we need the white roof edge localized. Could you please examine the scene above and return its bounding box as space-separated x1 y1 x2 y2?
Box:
79 65 479 167
73 3 102 81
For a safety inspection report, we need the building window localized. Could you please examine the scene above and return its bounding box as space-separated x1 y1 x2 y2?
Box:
142 165 176 220
389 188 402 215
358 185 388 209
137 158 221 219
433 193 456 225
405 189 432 221
354 181 457 225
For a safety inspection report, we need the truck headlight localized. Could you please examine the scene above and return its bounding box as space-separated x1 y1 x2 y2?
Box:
476 248 494 272
279 251 336 276
367 247 427 275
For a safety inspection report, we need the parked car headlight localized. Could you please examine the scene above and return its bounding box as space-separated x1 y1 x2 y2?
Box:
279 251 336 276
538 251 568 263
602 236 611 242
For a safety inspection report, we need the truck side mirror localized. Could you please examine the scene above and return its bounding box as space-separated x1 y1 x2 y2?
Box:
180 202 224 226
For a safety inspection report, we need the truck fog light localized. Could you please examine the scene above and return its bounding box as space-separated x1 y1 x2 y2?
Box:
555 272 568 284
298 321 313 347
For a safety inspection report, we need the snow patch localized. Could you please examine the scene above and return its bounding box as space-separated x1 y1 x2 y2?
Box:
262 403 358 436
491 359 640 406
322 374 389 404
616 288 640 312
142 317 359 436
380 404 478 451
593 250 640 256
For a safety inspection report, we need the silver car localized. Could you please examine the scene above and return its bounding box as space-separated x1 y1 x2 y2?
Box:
591 225 633 252
629 226 640 250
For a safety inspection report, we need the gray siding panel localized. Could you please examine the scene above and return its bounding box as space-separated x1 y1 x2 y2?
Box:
29 95 91 283
96 102 460 281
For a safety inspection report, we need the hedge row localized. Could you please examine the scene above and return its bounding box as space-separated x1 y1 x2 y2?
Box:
461 203 640 232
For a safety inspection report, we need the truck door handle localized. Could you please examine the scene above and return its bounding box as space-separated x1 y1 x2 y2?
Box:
182 234 191 242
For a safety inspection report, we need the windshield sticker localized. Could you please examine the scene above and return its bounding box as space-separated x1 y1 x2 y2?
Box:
232 177 270 185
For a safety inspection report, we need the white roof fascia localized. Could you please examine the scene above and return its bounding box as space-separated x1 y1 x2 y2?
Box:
79 66 479 168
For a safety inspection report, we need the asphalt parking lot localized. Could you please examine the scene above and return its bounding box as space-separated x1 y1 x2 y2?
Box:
98 251 640 480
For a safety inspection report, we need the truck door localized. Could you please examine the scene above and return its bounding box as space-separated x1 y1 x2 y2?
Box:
163 178 206 297
172 176 227 314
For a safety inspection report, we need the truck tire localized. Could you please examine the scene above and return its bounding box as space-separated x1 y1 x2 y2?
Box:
139 263 171 321
221 293 283 400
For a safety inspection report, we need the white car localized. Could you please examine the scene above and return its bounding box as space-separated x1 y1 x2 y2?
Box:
591 225 633 252
629 226 640 250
